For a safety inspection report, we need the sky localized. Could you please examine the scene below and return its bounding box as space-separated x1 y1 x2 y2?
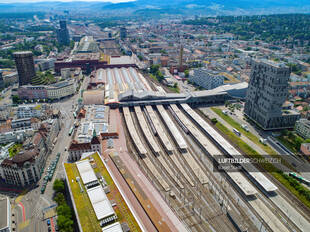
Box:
0 0 134 3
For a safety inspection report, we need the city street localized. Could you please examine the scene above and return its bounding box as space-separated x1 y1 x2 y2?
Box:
12 75 88 232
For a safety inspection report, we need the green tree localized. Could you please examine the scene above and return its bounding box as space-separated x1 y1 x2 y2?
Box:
57 215 73 232
54 193 65 205
12 95 20 104
53 179 65 193
57 204 72 218
295 137 304 150
211 118 218 124
150 64 160 74
184 69 189 78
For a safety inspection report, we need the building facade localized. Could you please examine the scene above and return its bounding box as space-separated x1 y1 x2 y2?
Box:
46 81 76 100
68 135 101 162
18 80 76 101
295 119 310 139
17 105 42 119
11 118 32 131
0 126 55 187
13 51 36 86
0 130 29 145
244 59 300 130
17 85 47 100
56 20 70 46
35 58 56 72
189 68 224 90
0 148 42 186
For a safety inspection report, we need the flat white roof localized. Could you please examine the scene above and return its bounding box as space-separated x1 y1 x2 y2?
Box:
110 56 134 65
102 222 123 232
87 186 115 220
157 105 187 149
76 159 97 185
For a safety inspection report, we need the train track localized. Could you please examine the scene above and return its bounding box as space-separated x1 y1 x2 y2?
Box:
126 108 207 231
148 106 238 232
192 106 309 232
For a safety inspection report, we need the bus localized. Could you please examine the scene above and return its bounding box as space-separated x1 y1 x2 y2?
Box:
68 127 74 136
233 128 241 136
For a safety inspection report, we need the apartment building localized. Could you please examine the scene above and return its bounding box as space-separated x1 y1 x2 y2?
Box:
244 59 300 130
17 105 42 119
295 119 310 139
189 68 224 90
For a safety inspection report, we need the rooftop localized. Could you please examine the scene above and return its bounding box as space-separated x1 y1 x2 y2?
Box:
64 152 141 232
109 56 134 65
76 159 97 185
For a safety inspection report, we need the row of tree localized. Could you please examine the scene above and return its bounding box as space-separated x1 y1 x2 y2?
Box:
53 179 74 232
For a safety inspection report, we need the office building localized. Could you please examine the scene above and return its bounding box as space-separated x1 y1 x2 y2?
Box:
189 68 224 90
56 20 70 46
13 51 36 86
120 27 127 40
244 59 300 130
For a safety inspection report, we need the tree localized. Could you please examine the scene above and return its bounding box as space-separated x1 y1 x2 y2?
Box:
150 64 160 74
54 193 65 205
12 95 20 104
57 204 72 218
295 136 304 150
53 179 65 193
184 69 189 78
211 118 218 124
57 215 73 232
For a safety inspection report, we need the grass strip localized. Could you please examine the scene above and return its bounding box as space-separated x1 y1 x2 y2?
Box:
211 107 294 169
214 121 310 209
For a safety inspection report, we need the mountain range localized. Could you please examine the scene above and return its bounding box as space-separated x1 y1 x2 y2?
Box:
0 0 310 16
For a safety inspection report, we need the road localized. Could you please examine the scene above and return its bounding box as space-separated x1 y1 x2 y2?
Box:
0 85 14 106
12 75 88 232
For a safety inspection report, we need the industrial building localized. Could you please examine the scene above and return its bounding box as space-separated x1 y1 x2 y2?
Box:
244 59 300 130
